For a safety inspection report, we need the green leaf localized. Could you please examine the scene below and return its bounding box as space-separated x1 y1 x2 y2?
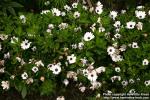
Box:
10 2 23 8
21 86 27 99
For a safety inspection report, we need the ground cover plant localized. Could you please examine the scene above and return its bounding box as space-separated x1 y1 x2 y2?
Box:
0 0 150 100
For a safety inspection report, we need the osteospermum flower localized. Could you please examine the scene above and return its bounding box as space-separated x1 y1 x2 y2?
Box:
111 76 121 82
64 5 71 11
136 22 143 30
121 80 128 86
51 64 61 75
67 54 76 64
114 21 121 28
78 42 84 50
115 67 121 72
21 72 28 80
95 66 106 74
58 23 68 30
83 32 95 41
73 11 80 18
87 70 98 82
132 42 139 48
1 81 9 90
135 10 146 19
63 79 69 86
32 66 39 73
72 2 78 8
19 15 26 23
56 96 65 100
95 6 103 15
41 10 50 14
126 21 136 29
21 39 31 50
144 80 150 86
143 59 149 65
52 8 61 16
110 11 118 20
107 46 116 55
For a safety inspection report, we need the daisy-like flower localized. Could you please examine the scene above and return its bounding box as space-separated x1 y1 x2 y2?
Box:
115 67 121 72
114 33 121 39
21 39 31 50
132 42 139 48
58 23 68 30
111 76 121 82
95 66 106 74
63 79 69 86
61 12 66 16
136 6 144 9
26 78 33 84
129 89 136 94
64 5 71 11
73 11 80 18
4 52 10 59
67 54 76 64
0 67 5 73
19 15 26 23
110 11 118 20
35 60 44 67
87 70 98 82
79 86 86 93
78 42 84 50
121 80 128 87
90 81 102 90
44 1 50 6
148 10 150 16
11 36 18 44
56 96 65 100
21 72 28 80
32 66 39 73
129 79 135 84
83 32 95 41
95 6 103 15
52 8 61 16
41 10 50 14
135 10 146 19
136 22 143 30
48 24 54 29
121 10 126 14
98 27 105 32
51 64 61 75
114 21 121 28
144 80 150 86
107 46 116 55
1 81 9 90
72 2 78 8
143 59 149 65
126 21 136 29
111 54 123 62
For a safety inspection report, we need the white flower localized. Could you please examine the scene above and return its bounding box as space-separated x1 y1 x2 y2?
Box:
129 89 136 93
135 10 146 19
136 6 144 9
87 70 98 82
126 21 136 29
144 80 150 86
114 21 121 28
110 11 118 20
58 23 68 30
21 72 28 80
4 52 10 59
1 81 9 90
71 44 77 49
21 39 31 50
78 42 84 50
41 10 50 14
51 64 61 75
74 11 80 18
98 27 105 32
32 66 39 73
72 2 78 8
48 24 54 29
143 59 149 65
114 33 121 39
44 1 50 6
67 54 76 64
0 67 5 73
111 54 123 62
107 46 116 55
95 66 106 74
129 79 135 84
79 86 86 92
52 8 61 16
64 5 71 11
148 10 150 16
90 81 101 90
132 42 139 48
56 96 65 100
19 15 26 23
121 80 128 86
83 32 95 41
136 22 143 30
96 1 103 8
115 67 121 72
121 10 126 14
95 6 103 14
82 5 88 10
111 76 121 82
31 46 37 51
80 58 88 66
35 60 44 67
61 12 66 16
63 79 69 86
0 34 8 40
11 36 18 43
